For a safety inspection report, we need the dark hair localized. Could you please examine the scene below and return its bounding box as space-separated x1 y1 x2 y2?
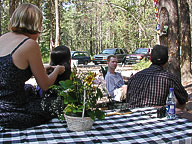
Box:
50 45 71 85
151 45 168 65
107 55 117 62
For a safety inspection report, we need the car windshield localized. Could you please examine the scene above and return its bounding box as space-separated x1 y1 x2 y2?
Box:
71 51 75 57
101 49 115 54
134 48 148 54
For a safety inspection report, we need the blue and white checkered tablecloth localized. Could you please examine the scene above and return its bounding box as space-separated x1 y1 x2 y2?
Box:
0 107 192 144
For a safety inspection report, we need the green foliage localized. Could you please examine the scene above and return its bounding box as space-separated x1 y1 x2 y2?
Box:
1 0 157 61
42 55 50 64
57 0 156 56
1 1 9 34
133 59 152 70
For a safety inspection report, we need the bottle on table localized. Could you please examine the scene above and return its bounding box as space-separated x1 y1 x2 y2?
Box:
166 88 176 119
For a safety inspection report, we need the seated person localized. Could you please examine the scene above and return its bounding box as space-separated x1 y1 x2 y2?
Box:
0 4 65 129
37 45 71 95
105 55 127 102
126 45 188 109
49 45 71 84
37 45 72 116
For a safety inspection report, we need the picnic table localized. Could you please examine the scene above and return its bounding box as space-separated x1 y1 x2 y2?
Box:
0 107 192 144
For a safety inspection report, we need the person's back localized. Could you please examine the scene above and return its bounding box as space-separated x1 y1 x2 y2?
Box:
37 45 72 113
38 45 71 95
126 45 188 108
49 45 71 85
0 37 32 103
0 3 65 129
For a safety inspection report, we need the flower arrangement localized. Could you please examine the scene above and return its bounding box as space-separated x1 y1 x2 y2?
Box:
52 66 105 121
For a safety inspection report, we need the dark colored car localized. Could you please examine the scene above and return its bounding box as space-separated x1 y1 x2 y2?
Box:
92 48 128 65
71 51 91 65
125 48 152 64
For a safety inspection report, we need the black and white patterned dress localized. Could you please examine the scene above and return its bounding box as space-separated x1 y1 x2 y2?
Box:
0 38 56 129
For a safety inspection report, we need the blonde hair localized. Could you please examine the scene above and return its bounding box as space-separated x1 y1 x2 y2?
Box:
9 3 43 34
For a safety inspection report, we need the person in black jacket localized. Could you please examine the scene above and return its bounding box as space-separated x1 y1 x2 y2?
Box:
49 45 72 84
38 45 72 117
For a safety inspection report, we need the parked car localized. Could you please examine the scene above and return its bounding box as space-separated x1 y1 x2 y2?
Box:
125 48 152 64
92 48 128 65
71 51 91 65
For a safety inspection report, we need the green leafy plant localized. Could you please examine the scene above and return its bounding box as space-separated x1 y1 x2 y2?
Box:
52 66 105 121
133 59 151 70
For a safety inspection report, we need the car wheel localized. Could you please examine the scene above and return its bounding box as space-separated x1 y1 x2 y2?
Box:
84 61 88 65
94 62 98 65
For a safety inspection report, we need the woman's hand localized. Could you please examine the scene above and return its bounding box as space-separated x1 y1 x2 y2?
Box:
55 65 65 75
44 65 65 75
44 65 54 74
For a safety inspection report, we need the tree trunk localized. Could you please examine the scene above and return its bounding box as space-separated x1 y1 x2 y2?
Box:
50 0 54 51
159 0 181 81
159 7 168 46
9 0 16 18
9 0 20 18
55 0 60 47
36 0 41 7
180 0 192 83
99 0 103 53
90 23 93 56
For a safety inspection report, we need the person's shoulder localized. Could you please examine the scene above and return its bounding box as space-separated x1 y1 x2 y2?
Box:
25 38 38 46
164 71 180 81
17 38 40 58
105 71 115 80
105 71 110 78
23 38 39 51
116 72 122 75
115 71 120 74
152 68 181 84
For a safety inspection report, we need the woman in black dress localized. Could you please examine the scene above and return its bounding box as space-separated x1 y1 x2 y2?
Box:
0 3 65 129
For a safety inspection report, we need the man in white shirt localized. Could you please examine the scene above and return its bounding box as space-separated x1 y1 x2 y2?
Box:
105 55 127 101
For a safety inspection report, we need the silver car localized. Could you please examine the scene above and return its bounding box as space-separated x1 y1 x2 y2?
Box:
92 48 128 65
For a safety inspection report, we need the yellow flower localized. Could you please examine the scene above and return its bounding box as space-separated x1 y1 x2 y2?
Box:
85 72 96 86
85 76 93 85
93 86 96 91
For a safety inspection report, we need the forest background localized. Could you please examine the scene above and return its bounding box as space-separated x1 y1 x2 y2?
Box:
0 0 192 83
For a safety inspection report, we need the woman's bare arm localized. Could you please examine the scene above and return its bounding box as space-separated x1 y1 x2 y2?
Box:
24 40 65 90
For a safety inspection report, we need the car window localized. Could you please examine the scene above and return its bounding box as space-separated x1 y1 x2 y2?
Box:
119 49 124 54
83 53 88 56
123 49 128 54
71 51 75 57
79 53 84 56
73 53 80 57
115 49 120 54
134 48 148 54
101 49 115 54
71 51 90 58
